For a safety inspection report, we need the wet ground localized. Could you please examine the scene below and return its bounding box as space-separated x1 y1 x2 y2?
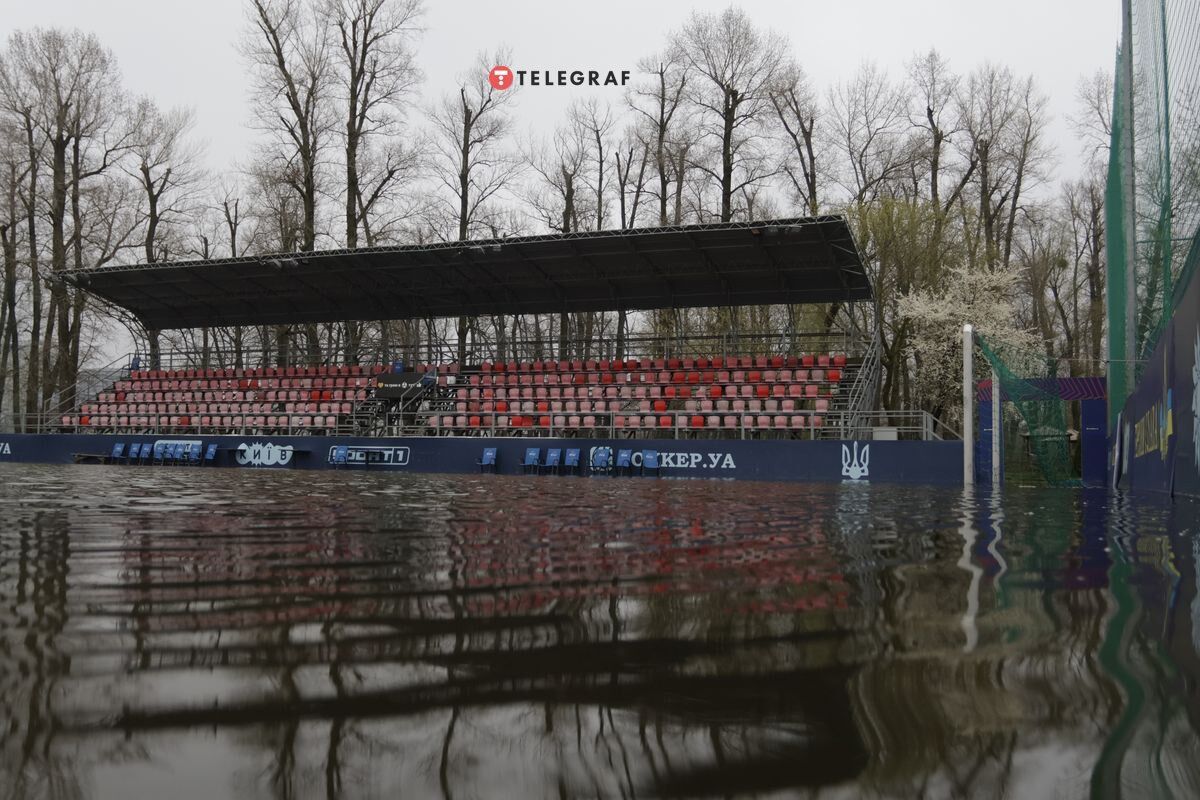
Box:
1 464 1198 799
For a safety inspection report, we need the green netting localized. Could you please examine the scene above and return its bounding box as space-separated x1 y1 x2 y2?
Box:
977 336 1079 488
1106 44 1130 433
1107 1 1200 424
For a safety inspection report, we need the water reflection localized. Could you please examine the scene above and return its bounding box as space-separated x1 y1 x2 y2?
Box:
0 465 1198 798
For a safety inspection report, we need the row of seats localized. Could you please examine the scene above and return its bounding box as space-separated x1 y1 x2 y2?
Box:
457 354 847 373
90 389 367 407
81 402 354 415
62 413 345 431
461 368 841 387
95 441 219 465
131 364 380 380
115 376 372 392
434 413 827 431
447 398 830 415
454 384 832 402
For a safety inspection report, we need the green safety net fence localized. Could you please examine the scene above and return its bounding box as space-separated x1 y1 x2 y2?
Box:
977 336 1079 488
1105 44 1129 434
1107 0 1200 428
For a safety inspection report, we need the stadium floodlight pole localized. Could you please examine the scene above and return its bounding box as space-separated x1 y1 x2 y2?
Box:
963 324 974 487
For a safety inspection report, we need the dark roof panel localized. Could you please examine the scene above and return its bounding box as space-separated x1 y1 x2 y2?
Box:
63 217 871 330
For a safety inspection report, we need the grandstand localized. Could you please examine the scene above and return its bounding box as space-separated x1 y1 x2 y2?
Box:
0 217 962 482
62 351 852 439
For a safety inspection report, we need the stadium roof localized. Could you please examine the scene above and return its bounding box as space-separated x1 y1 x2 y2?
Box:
62 216 872 331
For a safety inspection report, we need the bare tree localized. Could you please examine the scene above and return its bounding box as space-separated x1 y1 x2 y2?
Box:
613 127 649 229
523 120 589 356
770 59 822 214
955 63 1053 269
324 0 424 247
245 0 334 364
827 61 912 204
522 124 587 234
672 6 787 222
129 100 204 263
429 49 518 363
1070 69 1113 170
628 52 687 225
570 97 615 230
0 28 133 412
907 49 974 213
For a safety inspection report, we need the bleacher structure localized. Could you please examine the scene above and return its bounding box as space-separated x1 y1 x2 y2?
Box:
61 352 859 440
2 217 963 483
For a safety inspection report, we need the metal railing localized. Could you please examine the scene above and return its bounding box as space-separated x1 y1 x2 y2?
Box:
381 408 955 442
4 406 954 443
840 333 880 438
21 412 363 438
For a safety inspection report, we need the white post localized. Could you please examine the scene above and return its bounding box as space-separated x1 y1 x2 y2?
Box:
991 364 1001 487
963 324 974 487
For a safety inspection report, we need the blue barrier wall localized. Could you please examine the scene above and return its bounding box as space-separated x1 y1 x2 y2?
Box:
1118 245 1200 497
0 432 964 486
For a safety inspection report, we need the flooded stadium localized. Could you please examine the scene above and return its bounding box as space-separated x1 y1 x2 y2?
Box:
1 464 1198 799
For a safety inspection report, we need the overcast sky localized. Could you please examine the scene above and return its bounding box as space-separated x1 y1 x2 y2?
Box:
5 0 1120 185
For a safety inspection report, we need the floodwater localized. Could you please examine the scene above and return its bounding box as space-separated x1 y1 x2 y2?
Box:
0 466 1198 799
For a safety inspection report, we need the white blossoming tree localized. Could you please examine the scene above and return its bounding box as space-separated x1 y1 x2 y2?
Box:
898 265 1041 425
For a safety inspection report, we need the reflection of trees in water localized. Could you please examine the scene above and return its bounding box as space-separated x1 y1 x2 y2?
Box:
5 475 1200 797
0 512 81 800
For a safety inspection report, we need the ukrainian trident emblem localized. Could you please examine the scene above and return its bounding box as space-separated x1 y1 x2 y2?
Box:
841 442 870 481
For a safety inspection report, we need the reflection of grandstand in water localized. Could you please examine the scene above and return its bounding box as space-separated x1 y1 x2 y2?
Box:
8 480 1200 796
34 479 871 796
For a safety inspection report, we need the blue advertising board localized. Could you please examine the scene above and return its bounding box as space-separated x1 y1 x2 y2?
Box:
1118 252 1200 497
